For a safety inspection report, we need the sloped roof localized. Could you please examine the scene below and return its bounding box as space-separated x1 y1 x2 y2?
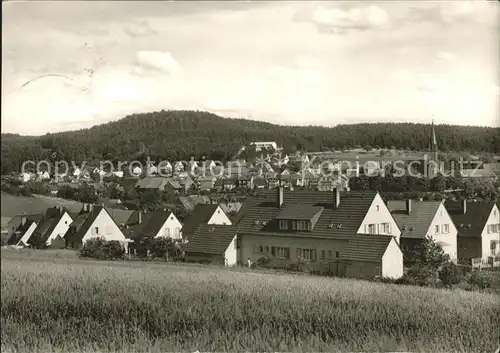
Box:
341 234 395 262
125 211 173 240
275 205 324 221
178 195 212 212
237 189 377 239
8 219 37 245
65 206 108 243
445 200 496 238
135 177 167 189
387 200 442 239
106 208 135 226
181 204 220 235
183 224 237 255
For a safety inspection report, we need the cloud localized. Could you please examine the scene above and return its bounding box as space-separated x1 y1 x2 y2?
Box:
295 4 391 34
135 51 182 75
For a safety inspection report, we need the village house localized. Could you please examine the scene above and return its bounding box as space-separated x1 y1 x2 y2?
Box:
235 188 402 278
6 213 43 245
387 199 458 264
6 215 42 246
181 204 232 241
237 175 253 189
183 225 239 265
135 177 170 191
446 200 500 266
64 204 132 251
197 176 216 191
253 177 267 190
178 195 212 212
28 206 74 248
125 210 183 241
250 141 278 152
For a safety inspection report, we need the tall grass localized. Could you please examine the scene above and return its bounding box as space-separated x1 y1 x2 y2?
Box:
1 252 499 353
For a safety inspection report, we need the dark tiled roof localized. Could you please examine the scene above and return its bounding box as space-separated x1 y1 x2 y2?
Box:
237 189 378 239
125 211 174 240
181 204 220 235
445 200 496 238
183 224 237 255
341 234 395 262
275 205 324 221
64 206 106 243
106 208 135 226
8 219 38 245
135 177 167 189
387 200 442 239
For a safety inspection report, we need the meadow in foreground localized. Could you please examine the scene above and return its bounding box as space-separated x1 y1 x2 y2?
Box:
1 249 499 353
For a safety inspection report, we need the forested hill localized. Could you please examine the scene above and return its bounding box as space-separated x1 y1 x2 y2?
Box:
2 110 499 173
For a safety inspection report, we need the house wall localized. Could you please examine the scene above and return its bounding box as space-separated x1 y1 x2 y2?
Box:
382 238 404 279
81 209 126 244
45 212 73 246
480 204 500 260
224 236 238 266
341 260 382 279
238 234 349 271
358 194 401 241
154 213 183 240
425 203 458 261
207 206 232 225
18 222 38 245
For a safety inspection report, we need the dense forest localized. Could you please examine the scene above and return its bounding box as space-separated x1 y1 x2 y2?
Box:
2 110 499 174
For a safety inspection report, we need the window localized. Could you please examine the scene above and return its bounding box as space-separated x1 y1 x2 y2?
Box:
434 225 440 234
328 250 333 257
279 220 288 230
376 205 380 212
320 250 325 260
271 247 290 259
491 241 497 256
265 246 269 253
292 221 297 230
92 227 99 235
367 224 376 234
165 228 171 237
296 248 317 261
375 267 381 276
335 251 340 259
106 226 112 235
259 245 264 253
442 224 450 234
382 223 391 234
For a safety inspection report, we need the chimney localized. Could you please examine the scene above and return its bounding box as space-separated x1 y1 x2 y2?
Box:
462 200 467 215
406 199 412 215
21 216 27 226
333 188 340 209
277 186 284 208
88 204 93 213
138 211 142 224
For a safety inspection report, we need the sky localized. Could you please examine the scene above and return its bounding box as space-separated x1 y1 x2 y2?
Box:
2 1 499 135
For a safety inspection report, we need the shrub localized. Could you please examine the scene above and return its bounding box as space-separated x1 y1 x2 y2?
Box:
468 271 497 290
288 257 311 273
79 238 124 260
256 255 273 268
395 274 416 286
439 262 463 288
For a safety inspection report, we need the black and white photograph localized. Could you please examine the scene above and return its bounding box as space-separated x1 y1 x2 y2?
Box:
1 1 499 352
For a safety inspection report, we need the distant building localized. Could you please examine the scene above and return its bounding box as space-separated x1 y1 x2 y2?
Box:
250 141 278 152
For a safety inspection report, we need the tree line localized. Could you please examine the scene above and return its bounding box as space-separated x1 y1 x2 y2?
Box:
2 110 499 174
